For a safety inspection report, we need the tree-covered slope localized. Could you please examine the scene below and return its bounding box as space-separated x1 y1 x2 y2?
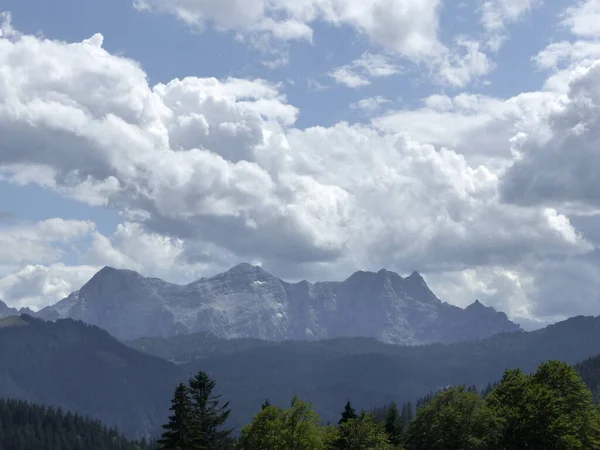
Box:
130 314 600 430
0 398 155 450
0 315 182 439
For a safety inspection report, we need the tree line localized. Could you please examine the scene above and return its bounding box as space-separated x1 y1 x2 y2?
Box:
0 399 154 450
159 360 600 449
3 358 599 449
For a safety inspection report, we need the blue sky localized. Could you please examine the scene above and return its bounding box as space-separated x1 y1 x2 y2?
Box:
1 0 600 330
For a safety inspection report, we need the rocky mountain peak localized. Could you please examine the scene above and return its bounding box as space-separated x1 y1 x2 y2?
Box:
37 264 520 344
0 300 17 316
408 270 425 281
226 262 266 275
467 299 486 310
83 266 145 292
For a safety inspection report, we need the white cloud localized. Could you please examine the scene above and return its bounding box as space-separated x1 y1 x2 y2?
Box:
1 17 599 324
134 0 444 59
329 68 370 88
481 0 540 31
0 12 18 39
350 96 391 113
329 52 401 88
135 0 494 86
425 265 535 321
563 0 600 38
373 91 563 166
480 0 541 50
0 219 95 265
501 60 600 209
535 41 600 69
0 264 99 310
437 38 493 87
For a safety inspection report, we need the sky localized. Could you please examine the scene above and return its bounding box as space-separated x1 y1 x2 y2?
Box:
1 0 600 330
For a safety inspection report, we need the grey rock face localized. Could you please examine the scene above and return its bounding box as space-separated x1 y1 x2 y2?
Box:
37 264 521 344
0 300 33 318
0 300 18 317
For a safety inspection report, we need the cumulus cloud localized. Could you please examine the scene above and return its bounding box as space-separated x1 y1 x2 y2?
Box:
501 60 600 209
134 0 443 58
0 264 99 310
0 219 95 265
373 91 563 166
1 16 598 324
563 0 600 38
136 0 493 86
535 41 600 70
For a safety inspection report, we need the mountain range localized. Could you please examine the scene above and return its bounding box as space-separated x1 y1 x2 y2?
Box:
35 263 520 344
0 300 33 317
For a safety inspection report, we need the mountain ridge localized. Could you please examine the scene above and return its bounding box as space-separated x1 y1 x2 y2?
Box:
0 314 181 439
37 264 520 344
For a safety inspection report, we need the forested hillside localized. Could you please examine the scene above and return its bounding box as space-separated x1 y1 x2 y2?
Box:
0 315 181 439
0 399 155 450
157 361 600 449
5 313 600 441
130 314 600 429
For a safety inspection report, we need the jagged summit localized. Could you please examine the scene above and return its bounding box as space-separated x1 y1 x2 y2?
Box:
408 270 425 280
221 263 270 277
0 300 20 318
93 266 143 279
37 262 520 344
467 299 487 310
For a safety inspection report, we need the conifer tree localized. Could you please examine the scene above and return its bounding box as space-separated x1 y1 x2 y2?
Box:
187 371 233 449
385 402 403 447
158 383 194 450
338 401 358 425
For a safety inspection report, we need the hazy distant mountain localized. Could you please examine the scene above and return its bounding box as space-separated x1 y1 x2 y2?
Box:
0 300 18 317
0 300 33 318
1 313 600 439
0 315 181 439
37 263 520 343
130 315 600 431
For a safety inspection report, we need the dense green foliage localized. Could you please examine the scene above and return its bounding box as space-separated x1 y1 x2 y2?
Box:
486 361 600 449
0 399 154 450
337 412 398 450
406 387 500 450
158 372 233 450
238 397 334 449
0 315 181 439
222 360 600 449
575 354 600 403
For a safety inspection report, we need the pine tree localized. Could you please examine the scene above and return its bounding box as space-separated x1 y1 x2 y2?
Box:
338 401 358 425
406 401 413 422
158 383 195 450
187 371 233 449
261 399 271 411
385 402 403 447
